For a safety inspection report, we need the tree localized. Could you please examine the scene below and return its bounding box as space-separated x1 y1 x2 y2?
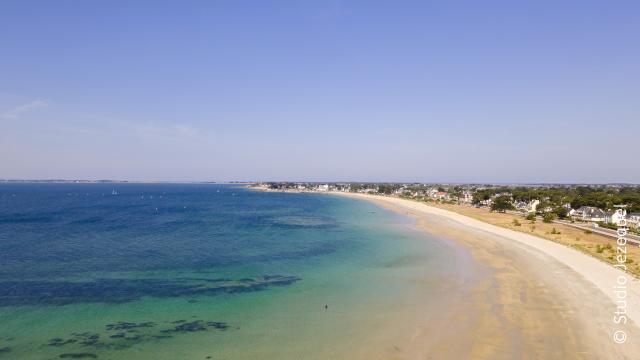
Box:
450 188 463 203
554 206 568 219
350 183 364 192
491 195 515 213
377 184 395 195
543 213 556 223
536 200 553 214
473 189 495 206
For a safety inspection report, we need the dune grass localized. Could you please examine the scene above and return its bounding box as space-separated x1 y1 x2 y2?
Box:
428 202 640 277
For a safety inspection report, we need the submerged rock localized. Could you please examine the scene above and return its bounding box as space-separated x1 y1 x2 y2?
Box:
206 322 228 330
48 338 77 347
58 353 98 359
163 320 229 333
105 322 155 331
47 318 229 353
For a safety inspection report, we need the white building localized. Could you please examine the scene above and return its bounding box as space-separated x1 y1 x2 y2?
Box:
359 188 377 194
481 198 493 206
335 184 350 192
458 191 473 204
434 191 449 201
627 213 640 228
605 209 627 225
394 187 408 195
527 199 540 213
572 206 606 222
515 201 528 211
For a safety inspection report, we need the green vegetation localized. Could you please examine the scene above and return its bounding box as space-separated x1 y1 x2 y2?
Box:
596 244 613 253
554 206 568 219
468 185 640 220
376 184 396 195
595 222 640 235
598 222 618 230
261 183 640 236
472 189 496 205
490 195 515 213
509 186 640 213
543 213 556 223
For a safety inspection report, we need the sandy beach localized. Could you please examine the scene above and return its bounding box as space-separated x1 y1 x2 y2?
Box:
336 192 640 359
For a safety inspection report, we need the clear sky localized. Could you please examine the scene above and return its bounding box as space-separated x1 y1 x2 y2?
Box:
1 1 638 183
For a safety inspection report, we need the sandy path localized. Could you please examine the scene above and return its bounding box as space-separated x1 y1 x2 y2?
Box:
336 193 640 359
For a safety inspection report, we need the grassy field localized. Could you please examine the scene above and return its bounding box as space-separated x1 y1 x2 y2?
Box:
425 201 640 278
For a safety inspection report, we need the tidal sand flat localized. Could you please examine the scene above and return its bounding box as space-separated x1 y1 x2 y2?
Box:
0 184 480 359
338 192 640 359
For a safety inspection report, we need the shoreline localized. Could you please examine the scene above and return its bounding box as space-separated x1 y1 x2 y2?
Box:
337 192 640 323
333 192 640 358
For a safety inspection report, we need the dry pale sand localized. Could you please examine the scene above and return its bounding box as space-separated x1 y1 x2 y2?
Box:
336 193 640 360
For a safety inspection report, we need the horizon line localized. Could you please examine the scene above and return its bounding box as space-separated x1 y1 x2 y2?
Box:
1 179 639 186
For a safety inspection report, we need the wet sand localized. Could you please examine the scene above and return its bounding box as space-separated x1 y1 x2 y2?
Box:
338 193 640 360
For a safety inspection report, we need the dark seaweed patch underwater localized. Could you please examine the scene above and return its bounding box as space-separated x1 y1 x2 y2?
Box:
43 317 230 358
0 275 300 306
0 183 343 289
0 183 384 358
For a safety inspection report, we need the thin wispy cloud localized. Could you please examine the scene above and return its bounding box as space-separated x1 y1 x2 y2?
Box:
132 122 207 142
1 99 49 120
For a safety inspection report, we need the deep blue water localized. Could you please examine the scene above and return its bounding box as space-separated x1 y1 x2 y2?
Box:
0 183 458 359
0 184 362 305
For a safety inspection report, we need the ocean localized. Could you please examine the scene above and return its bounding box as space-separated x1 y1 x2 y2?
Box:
0 183 463 359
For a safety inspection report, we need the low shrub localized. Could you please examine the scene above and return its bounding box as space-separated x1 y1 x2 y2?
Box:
543 213 556 223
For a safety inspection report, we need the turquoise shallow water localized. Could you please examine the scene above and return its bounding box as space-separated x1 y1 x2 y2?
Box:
0 184 464 359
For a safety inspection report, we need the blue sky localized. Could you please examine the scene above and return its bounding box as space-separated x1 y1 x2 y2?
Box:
1 1 638 183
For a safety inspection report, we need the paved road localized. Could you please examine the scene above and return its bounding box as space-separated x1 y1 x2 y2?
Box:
554 219 640 246
504 209 640 245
